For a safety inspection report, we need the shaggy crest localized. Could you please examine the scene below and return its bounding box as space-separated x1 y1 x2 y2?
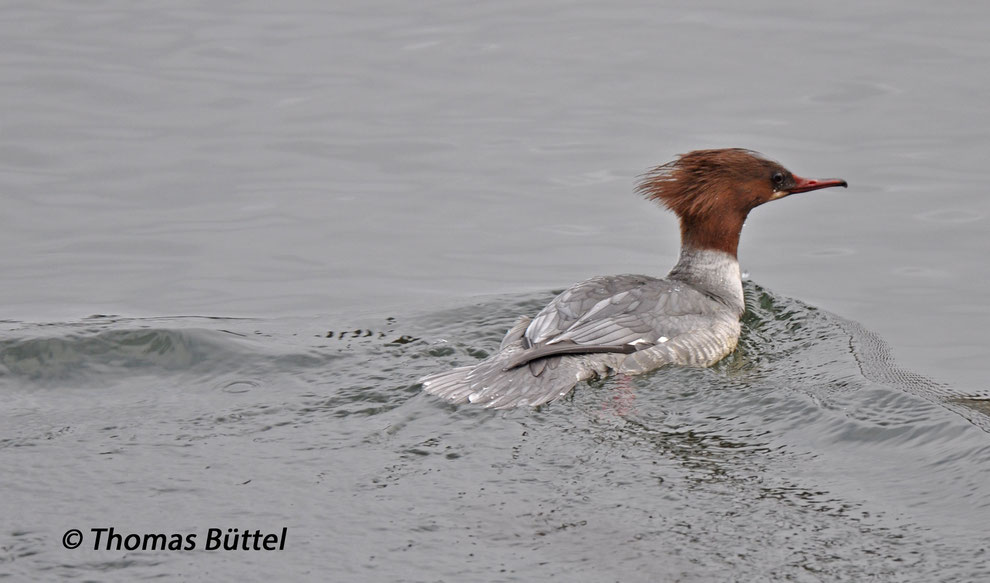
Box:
636 148 778 217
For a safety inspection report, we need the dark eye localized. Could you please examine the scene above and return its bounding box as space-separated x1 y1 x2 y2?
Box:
772 172 785 187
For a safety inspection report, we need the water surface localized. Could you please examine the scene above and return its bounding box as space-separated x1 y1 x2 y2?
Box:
2 1 989 580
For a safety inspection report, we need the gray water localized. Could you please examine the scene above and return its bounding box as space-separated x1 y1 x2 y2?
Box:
2 1 989 581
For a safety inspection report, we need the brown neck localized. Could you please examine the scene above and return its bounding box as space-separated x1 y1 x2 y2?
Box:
678 210 748 257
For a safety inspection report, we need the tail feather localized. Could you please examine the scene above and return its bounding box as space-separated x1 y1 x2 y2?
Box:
419 346 599 409
418 365 476 404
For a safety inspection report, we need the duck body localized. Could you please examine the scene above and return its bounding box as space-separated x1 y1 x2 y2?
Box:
420 149 848 409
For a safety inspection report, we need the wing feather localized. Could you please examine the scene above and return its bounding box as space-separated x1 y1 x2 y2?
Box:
524 274 719 351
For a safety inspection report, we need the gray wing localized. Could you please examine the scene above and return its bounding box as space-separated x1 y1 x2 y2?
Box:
422 274 731 408
522 274 720 353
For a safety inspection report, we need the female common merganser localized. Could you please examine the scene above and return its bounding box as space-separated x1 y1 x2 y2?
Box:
420 148 848 409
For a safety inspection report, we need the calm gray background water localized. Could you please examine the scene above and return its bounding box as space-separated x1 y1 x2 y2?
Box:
2 1 989 581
